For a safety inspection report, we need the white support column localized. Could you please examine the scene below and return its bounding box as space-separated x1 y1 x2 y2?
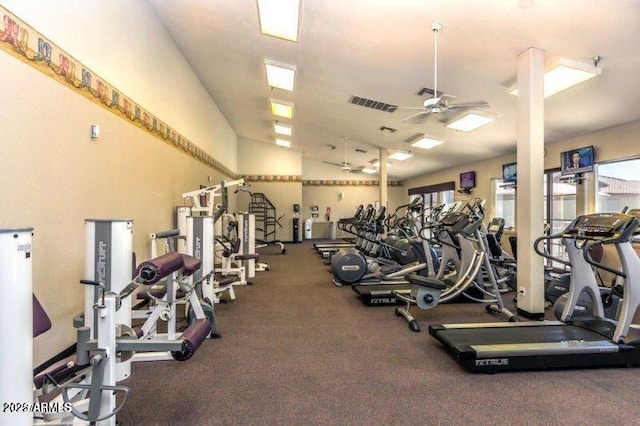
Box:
516 47 546 318
0 228 33 426
379 148 388 209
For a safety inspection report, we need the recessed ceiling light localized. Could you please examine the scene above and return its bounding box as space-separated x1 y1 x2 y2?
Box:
274 122 292 136
257 0 300 42
270 100 294 119
410 135 446 150
388 150 414 161
446 110 497 132
265 60 296 91
507 57 602 98
276 138 291 148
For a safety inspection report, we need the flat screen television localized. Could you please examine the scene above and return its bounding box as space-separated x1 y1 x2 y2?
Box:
502 162 517 183
561 146 594 176
460 171 476 189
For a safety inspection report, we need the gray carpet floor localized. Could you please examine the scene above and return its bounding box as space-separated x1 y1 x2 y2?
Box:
118 241 640 425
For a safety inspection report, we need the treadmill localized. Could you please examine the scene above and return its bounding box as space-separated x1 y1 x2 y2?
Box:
314 205 369 257
429 213 640 373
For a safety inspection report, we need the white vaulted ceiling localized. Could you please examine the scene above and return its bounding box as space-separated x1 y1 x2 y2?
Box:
147 0 640 179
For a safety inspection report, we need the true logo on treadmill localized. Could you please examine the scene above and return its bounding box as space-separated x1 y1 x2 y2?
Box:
370 298 395 304
475 358 509 367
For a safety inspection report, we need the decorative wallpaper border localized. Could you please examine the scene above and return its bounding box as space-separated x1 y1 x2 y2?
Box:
303 180 403 187
243 175 302 183
0 7 236 178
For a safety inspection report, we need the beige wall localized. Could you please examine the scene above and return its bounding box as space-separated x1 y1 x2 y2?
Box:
238 138 302 175
0 0 238 171
404 119 640 220
0 12 236 364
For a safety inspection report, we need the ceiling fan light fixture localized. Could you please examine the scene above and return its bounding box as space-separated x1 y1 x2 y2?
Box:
410 135 446 150
274 122 292 136
507 57 602 98
256 0 300 42
388 150 414 161
361 167 377 174
275 138 291 148
265 59 297 91
446 110 497 132
270 99 294 119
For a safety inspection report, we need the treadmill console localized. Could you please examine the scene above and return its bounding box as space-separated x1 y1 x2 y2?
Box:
565 213 637 239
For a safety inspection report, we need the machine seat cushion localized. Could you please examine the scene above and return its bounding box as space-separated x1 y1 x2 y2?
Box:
33 355 89 390
33 294 52 338
407 273 447 290
136 285 167 300
217 276 237 286
180 254 202 276
235 253 259 261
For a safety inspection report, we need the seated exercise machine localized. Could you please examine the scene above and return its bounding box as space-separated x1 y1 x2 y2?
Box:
429 212 640 373
83 219 217 366
1 226 208 426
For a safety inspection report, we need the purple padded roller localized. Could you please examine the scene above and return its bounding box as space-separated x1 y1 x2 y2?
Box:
180 254 202 277
171 318 211 361
136 252 184 285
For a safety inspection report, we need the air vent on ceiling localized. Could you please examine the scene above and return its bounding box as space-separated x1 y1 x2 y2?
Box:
416 87 443 97
355 148 368 154
348 95 398 113
379 126 397 134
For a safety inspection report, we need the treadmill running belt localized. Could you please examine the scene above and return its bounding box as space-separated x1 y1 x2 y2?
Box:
429 322 640 373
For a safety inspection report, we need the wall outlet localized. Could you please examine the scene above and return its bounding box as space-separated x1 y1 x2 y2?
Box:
518 287 526 297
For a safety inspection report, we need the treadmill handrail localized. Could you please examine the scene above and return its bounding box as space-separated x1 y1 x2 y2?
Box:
582 240 627 279
534 235 572 267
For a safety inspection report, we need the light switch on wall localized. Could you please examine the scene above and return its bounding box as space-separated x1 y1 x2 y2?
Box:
90 124 100 139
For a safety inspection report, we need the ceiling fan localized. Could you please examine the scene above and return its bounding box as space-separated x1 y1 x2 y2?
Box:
398 23 490 125
323 137 364 173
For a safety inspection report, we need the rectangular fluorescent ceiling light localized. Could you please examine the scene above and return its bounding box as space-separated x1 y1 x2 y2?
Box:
274 122 292 136
371 160 393 168
507 57 602 98
270 100 294 119
276 138 291 148
388 150 414 161
257 0 300 42
265 60 296 91
446 110 497 132
361 167 377 174
410 136 445 150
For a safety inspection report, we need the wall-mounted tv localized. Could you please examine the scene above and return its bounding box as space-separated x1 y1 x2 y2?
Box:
561 146 594 176
502 162 517 183
460 171 476 189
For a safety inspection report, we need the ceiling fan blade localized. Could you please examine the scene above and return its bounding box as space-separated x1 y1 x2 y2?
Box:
401 110 432 124
349 168 363 174
323 160 346 167
447 100 490 110
395 106 432 111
